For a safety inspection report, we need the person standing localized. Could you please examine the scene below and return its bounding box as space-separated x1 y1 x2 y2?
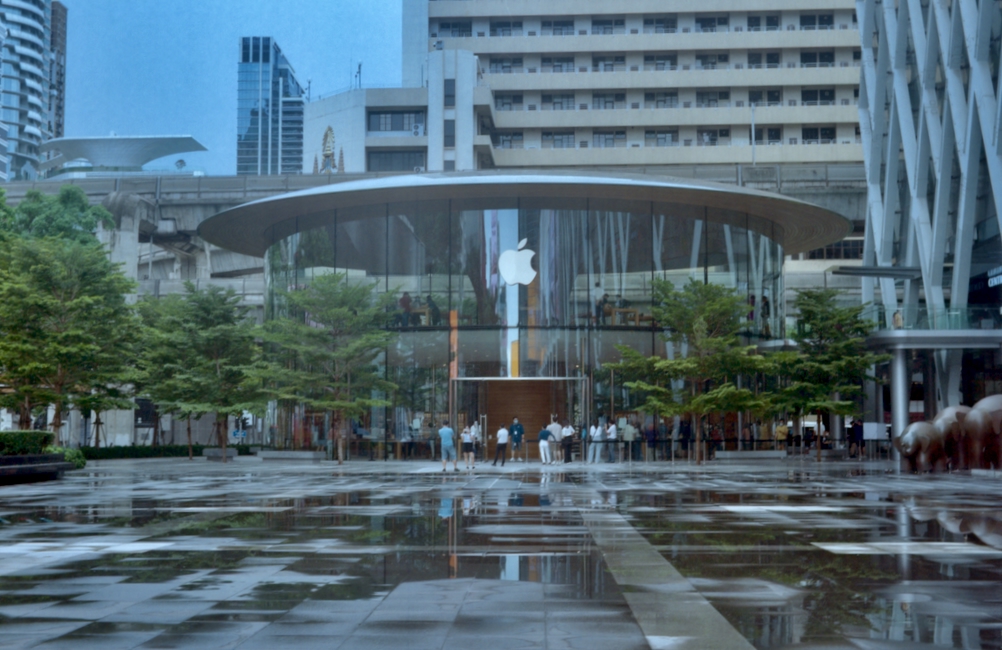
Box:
644 421 657 462
493 424 509 467
461 426 475 470
588 420 603 463
561 421 575 463
547 418 563 463
606 419 618 463
510 417 525 462
470 419 482 462
538 424 552 464
329 423 346 465
439 420 459 472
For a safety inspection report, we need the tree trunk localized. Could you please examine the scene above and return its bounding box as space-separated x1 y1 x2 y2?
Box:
816 410 823 462
19 395 32 430
94 413 103 448
152 415 160 447
51 401 63 439
217 415 228 463
187 416 193 460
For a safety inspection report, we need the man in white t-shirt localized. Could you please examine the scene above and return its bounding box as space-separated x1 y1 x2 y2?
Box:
470 420 481 461
493 425 509 467
605 420 618 463
547 418 562 463
561 422 575 463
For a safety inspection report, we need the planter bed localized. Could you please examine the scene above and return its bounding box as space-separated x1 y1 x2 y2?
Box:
0 454 75 485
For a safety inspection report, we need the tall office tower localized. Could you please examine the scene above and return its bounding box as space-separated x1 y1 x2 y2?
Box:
0 0 55 180
857 0 1002 411
49 0 65 139
236 36 305 175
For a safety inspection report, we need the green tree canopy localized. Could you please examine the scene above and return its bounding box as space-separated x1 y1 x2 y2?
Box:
614 278 769 461
0 236 136 432
0 185 114 244
262 273 398 444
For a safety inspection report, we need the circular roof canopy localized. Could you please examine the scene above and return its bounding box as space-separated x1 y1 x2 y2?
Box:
39 135 207 171
198 171 851 258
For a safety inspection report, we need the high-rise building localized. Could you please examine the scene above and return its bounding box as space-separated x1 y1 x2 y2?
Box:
0 0 60 180
49 0 65 139
857 0 1002 424
237 36 304 176
307 0 862 175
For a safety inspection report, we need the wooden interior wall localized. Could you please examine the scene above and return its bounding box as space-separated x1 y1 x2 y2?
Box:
484 381 566 460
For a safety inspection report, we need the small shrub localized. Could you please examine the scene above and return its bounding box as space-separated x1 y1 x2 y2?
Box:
44 445 87 469
0 431 54 455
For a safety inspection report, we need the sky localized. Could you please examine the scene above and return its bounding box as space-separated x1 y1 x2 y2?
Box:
59 0 402 175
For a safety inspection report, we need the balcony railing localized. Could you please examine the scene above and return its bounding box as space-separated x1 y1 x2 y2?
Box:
861 306 1002 331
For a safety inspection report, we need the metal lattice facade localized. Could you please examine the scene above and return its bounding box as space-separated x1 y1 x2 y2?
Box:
858 0 1002 408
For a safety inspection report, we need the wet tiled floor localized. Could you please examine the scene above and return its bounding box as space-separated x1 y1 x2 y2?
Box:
0 457 999 649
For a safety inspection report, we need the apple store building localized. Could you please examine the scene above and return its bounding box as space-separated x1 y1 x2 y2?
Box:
199 171 849 451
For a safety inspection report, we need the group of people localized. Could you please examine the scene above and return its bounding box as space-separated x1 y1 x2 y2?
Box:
396 291 442 327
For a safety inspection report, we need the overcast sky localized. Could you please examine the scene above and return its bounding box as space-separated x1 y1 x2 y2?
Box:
59 0 402 175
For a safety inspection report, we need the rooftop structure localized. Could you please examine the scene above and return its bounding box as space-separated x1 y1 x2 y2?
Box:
38 135 207 177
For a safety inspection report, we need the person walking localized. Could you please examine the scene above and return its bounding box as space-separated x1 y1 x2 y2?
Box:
588 420 603 463
561 421 575 463
510 417 525 462
606 419 618 463
461 426 475 470
644 421 657 462
470 419 481 461
439 420 459 472
547 418 563 463
493 423 509 467
538 424 552 464
329 423 346 465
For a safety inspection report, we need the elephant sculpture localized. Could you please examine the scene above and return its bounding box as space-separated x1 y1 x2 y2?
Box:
955 394 1002 470
895 421 947 473
932 405 971 470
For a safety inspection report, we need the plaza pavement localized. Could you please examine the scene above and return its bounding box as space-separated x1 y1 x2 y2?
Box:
0 456 999 649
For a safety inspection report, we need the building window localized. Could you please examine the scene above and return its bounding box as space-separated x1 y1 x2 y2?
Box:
444 160 455 171
801 126 836 143
494 132 523 149
593 131 626 148
747 52 780 69
444 120 455 147
488 57 523 74
490 21 522 36
591 18 625 35
542 57 575 73
643 17 677 34
438 21 471 37
751 127 783 144
696 90 730 107
695 53 729 69
592 56 625 72
800 51 835 67
368 111 425 132
808 239 864 259
801 88 835 105
367 150 426 172
645 130 679 147
444 79 455 107
749 89 781 106
541 20 574 36
644 92 678 108
695 15 729 32
747 15 780 31
643 54 677 71
800 14 835 30
541 94 574 110
542 131 575 149
592 92 626 110
495 94 523 111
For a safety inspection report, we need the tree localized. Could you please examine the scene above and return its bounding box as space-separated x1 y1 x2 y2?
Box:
0 236 136 433
170 284 267 462
134 294 203 457
261 273 397 448
783 288 888 457
1 185 114 244
614 278 768 462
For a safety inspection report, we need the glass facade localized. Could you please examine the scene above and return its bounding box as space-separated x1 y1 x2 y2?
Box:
263 195 784 449
237 36 304 175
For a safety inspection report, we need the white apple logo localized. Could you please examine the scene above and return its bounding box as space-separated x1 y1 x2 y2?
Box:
498 238 537 285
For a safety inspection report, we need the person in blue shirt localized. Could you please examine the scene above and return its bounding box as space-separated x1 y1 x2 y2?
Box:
439 420 459 472
510 417 525 462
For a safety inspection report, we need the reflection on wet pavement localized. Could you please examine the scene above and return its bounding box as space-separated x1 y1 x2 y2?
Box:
0 459 999 649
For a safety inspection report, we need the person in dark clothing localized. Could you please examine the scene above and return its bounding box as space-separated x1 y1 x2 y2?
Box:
426 295 442 326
